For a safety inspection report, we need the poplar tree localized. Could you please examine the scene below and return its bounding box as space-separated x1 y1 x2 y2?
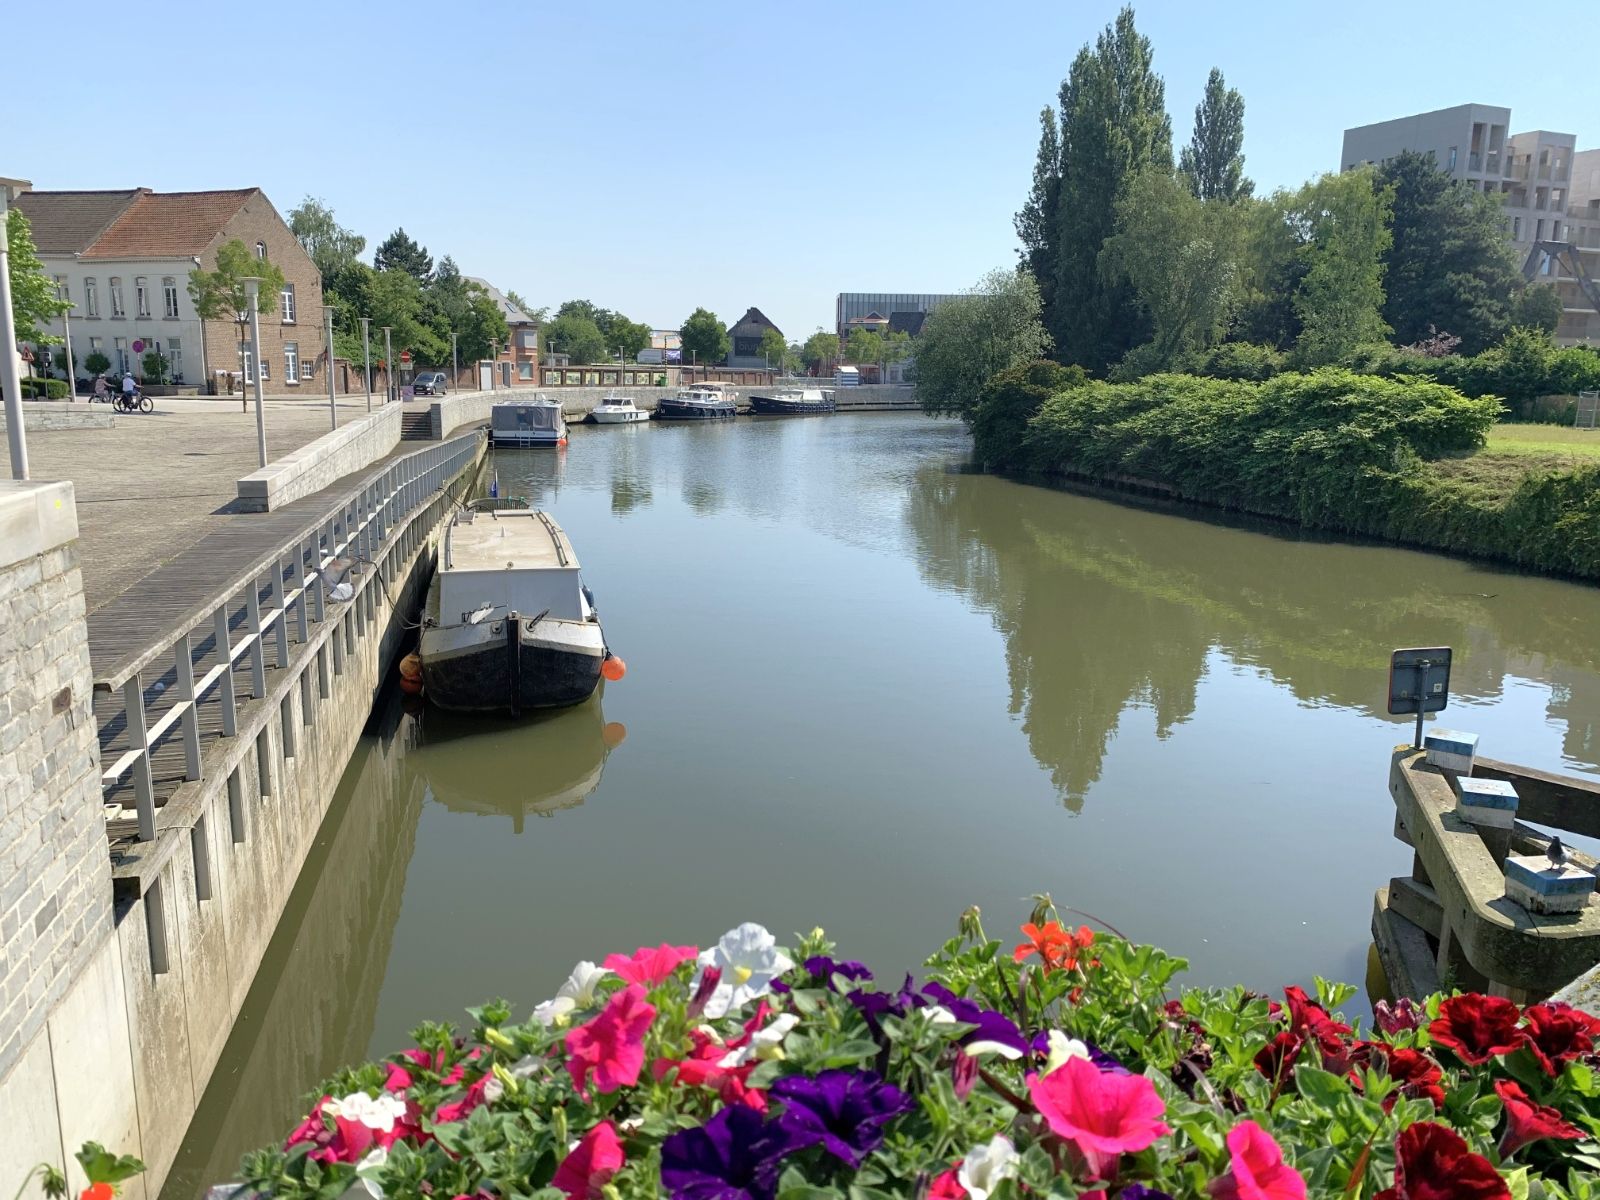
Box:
1178 68 1252 203
1015 107 1061 316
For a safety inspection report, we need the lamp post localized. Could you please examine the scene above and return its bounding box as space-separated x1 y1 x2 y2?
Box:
359 317 372 412
324 305 337 430
490 339 498 391
451 331 458 390
0 177 33 479
61 299 76 401
243 277 267 468
382 326 393 404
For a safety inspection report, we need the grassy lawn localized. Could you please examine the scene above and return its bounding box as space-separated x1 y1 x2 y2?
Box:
1428 423 1600 493
1485 422 1600 456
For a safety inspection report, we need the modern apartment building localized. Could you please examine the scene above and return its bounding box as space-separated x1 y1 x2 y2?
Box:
1341 105 1600 345
835 292 958 341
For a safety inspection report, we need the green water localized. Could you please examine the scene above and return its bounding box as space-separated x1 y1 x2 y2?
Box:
163 413 1600 1194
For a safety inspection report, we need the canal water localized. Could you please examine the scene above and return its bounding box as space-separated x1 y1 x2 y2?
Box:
164 413 1600 1195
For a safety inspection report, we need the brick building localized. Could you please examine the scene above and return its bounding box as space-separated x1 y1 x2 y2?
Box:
15 186 326 392
726 306 782 368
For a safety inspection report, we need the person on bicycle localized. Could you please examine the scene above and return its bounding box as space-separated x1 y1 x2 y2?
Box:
93 374 110 403
121 372 137 402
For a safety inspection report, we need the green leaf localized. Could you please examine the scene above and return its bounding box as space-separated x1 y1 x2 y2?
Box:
1508 1166 1530 1200
1294 1064 1352 1109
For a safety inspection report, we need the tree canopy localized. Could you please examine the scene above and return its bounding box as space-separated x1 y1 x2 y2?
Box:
1178 68 1252 203
288 196 366 280
680 308 730 365
1284 169 1393 365
913 269 1051 421
374 228 433 281
188 238 286 323
801 330 839 372
552 300 651 360
543 313 608 365
6 209 68 344
1511 284 1563 335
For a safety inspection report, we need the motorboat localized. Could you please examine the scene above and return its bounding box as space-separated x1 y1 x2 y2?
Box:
654 381 737 420
491 394 567 445
748 387 836 415
589 393 648 424
419 504 611 713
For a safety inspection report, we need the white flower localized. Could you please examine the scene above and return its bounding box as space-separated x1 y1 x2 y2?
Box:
718 1012 801 1067
483 1075 505 1104
342 1146 388 1200
690 923 795 1019
533 961 612 1027
1042 1029 1092 1075
510 1054 544 1079
958 1135 1018 1200
322 1091 406 1132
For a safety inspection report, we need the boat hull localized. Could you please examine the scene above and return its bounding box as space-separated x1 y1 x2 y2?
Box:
748 395 835 415
420 606 604 713
653 399 736 420
590 408 648 424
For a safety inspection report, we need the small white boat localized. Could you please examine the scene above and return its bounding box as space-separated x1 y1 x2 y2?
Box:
420 505 610 713
491 394 567 445
590 393 648 424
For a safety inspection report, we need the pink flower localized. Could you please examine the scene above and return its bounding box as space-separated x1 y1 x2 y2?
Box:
1028 1053 1170 1179
552 1120 626 1199
1207 1121 1307 1200
565 983 656 1098
929 1168 968 1198
604 943 698 986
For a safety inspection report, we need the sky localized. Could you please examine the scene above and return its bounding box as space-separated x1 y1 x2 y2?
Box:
12 0 1593 340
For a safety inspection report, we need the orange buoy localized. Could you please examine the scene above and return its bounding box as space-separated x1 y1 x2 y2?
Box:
399 652 422 680
399 674 424 696
601 655 627 682
601 721 628 749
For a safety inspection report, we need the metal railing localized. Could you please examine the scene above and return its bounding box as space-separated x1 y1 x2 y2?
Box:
95 432 483 844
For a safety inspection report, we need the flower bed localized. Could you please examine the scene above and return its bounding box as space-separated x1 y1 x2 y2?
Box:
231 907 1600 1199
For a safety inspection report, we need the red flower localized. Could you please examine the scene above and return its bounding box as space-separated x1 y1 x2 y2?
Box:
565 983 656 1099
1376 1047 1445 1112
1029 1053 1170 1180
1207 1119 1307 1200
1495 1080 1585 1156
551 1120 626 1199
1427 994 1525 1066
651 1008 774 1112
603 943 698 986
81 1186 114 1200
1253 1031 1303 1090
435 1072 494 1124
1282 986 1351 1040
1014 921 1094 972
928 1167 967 1198
1375 1122 1509 1200
1521 1003 1600 1077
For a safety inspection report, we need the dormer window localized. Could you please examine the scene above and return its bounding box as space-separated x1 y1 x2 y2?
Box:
255 241 267 260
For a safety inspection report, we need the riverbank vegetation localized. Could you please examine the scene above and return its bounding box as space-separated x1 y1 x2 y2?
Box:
216 906 1600 1199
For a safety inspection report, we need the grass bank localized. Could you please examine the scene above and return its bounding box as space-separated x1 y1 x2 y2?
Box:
977 367 1600 580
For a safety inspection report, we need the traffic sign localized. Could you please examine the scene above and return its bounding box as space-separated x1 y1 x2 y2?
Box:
132 339 145 353
399 350 412 363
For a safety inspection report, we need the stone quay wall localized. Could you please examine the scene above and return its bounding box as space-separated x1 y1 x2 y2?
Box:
236 402 403 511
438 383 921 425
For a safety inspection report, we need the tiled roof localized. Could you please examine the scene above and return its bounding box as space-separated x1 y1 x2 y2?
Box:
727 306 779 336
11 189 143 255
465 276 537 325
80 189 257 259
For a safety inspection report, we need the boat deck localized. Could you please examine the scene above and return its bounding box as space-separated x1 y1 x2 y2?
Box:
446 509 579 572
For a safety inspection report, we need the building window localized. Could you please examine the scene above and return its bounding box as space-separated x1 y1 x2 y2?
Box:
109 277 125 318
301 353 315 379
163 277 179 318
280 282 295 323
135 276 151 318
53 275 69 303
1447 146 1457 171
168 338 182 381
84 277 99 317
1536 219 1546 241
284 342 299 383
255 240 267 260
113 337 128 374
1513 216 1523 240
260 354 269 381
239 343 254 384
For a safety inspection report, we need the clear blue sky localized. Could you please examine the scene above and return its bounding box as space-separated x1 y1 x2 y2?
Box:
15 0 1592 340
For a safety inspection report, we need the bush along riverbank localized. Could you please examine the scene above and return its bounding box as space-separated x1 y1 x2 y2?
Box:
974 366 1600 580
216 906 1600 1199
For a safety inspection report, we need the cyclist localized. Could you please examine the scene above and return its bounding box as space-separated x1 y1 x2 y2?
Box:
121 372 137 404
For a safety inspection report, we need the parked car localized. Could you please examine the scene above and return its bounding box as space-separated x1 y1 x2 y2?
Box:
413 371 448 396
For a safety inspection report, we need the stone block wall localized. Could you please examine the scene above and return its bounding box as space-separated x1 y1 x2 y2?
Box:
235 402 402 511
0 482 112 1082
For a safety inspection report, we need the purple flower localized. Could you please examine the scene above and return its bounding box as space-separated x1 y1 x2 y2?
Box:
1028 1030 1131 1074
771 1068 915 1167
1118 1187 1174 1200
846 974 926 1037
921 983 1029 1059
661 1106 800 1200
1374 997 1421 1036
773 956 873 995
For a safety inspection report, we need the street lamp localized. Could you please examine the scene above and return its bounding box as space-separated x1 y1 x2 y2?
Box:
323 305 337 431
359 316 373 412
382 326 394 404
451 331 458 390
490 339 499 391
60 298 76 400
243 277 267 468
0 176 33 478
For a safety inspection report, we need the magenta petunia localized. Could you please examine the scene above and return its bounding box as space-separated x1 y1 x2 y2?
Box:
604 943 699 986
1028 1053 1170 1180
565 983 656 1099
1207 1120 1307 1200
552 1120 626 1199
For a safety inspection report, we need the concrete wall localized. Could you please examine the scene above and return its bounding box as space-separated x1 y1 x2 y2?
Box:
236 402 402 511
431 384 921 426
0 481 117 1195
0 444 483 1198
0 404 116 432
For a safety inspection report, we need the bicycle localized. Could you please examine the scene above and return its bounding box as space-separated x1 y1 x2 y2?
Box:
114 391 154 414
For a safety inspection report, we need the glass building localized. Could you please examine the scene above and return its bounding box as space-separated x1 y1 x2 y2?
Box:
835 293 959 338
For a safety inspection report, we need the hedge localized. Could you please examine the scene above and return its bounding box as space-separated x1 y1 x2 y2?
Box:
1000 369 1600 578
20 377 69 399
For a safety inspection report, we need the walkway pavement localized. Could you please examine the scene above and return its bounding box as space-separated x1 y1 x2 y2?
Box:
25 397 390 613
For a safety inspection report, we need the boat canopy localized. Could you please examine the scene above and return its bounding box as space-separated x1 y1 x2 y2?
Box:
440 510 586 622
491 402 563 434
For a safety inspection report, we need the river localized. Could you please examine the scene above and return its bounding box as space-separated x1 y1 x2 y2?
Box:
162 412 1600 1195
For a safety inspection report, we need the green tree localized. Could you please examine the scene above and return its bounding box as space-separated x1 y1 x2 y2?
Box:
914 268 1051 421
368 269 445 364
505 288 533 313
1100 167 1244 375
1286 169 1392 366
456 290 510 365
188 239 285 391
758 327 789 368
1178 68 1252 203
801 330 839 372
1377 151 1520 354
882 330 914 369
373 227 433 281
844 330 884 365
6 209 69 343
971 360 1088 469
680 308 730 365
543 312 608 364
1512 283 1563 335
606 316 652 361
1046 7 1173 373
287 196 366 280
1015 106 1062 316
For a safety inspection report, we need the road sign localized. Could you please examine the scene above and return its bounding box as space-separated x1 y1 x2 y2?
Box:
132 339 145 353
1389 647 1453 749
399 350 412 363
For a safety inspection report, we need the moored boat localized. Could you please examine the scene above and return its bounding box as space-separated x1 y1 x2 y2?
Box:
654 381 737 420
589 393 649 424
748 387 835 415
419 504 610 713
491 394 567 445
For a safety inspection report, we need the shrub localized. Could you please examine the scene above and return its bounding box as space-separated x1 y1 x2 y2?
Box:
21 377 69 399
228 909 1600 1200
85 350 111 376
1178 341 1286 381
970 360 1086 469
